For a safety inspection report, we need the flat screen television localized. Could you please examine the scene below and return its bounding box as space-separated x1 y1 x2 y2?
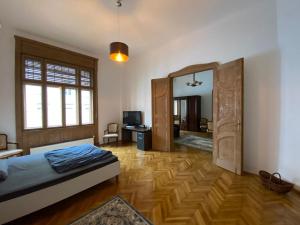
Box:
123 111 142 126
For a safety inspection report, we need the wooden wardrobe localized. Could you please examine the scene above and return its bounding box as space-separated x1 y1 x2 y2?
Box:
174 95 201 132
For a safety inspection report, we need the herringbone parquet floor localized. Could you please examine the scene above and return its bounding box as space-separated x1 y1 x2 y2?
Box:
11 143 300 225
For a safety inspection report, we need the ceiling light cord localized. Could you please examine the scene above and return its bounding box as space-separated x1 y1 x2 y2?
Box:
118 3 120 41
116 0 121 41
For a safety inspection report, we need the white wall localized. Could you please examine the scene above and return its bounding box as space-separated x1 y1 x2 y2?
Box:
0 24 122 145
277 0 300 188
0 25 17 143
98 58 123 143
173 70 213 120
122 0 282 179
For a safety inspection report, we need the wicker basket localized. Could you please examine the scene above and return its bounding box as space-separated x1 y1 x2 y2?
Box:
259 170 294 194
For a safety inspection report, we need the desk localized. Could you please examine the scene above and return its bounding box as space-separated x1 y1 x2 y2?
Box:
122 127 152 150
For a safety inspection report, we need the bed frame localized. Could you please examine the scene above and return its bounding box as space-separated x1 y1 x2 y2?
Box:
0 138 120 224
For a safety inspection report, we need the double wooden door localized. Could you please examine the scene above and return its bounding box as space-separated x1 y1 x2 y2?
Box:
152 58 244 175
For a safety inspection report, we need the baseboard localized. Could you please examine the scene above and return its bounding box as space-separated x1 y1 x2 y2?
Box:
97 141 123 147
293 184 300 193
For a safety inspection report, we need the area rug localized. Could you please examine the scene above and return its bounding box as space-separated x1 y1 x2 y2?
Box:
174 135 213 151
70 196 153 225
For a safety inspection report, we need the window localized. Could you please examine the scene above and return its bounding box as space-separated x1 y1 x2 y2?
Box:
22 57 95 130
174 100 178 116
15 36 98 151
24 84 43 129
81 90 93 124
47 86 62 127
65 88 79 126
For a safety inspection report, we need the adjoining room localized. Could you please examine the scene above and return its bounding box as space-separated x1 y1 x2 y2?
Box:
173 70 213 152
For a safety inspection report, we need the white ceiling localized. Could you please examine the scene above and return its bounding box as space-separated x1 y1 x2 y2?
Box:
0 0 263 57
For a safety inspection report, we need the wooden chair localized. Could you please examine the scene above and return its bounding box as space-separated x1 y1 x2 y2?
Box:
207 121 213 133
103 123 119 144
0 134 23 159
200 118 208 132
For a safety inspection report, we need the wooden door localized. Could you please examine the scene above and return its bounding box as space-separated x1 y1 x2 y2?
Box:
152 78 172 151
213 58 244 175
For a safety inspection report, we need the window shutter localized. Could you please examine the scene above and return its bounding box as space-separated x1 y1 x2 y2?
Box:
24 59 42 81
81 70 92 87
46 64 76 85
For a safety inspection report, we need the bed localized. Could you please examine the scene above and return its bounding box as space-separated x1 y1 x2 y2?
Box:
0 138 120 224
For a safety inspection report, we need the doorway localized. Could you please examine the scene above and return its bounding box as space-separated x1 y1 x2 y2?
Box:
152 59 244 175
173 70 213 153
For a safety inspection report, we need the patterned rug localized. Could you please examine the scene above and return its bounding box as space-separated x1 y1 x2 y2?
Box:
70 196 153 225
174 135 213 151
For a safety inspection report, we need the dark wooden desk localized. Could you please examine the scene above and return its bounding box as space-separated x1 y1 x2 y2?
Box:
122 127 152 150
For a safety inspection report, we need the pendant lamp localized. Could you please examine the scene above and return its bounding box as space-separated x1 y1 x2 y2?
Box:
110 0 129 62
186 73 203 87
110 42 129 62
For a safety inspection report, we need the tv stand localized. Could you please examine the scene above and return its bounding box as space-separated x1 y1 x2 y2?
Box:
122 126 152 150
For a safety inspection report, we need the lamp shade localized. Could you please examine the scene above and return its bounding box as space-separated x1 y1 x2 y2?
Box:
110 42 129 62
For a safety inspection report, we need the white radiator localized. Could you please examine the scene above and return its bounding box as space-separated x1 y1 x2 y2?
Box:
30 137 94 154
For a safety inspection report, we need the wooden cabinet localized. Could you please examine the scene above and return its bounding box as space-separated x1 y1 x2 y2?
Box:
137 131 152 150
173 96 201 132
187 96 201 132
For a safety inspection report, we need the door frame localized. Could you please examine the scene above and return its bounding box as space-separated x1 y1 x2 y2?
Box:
167 62 219 152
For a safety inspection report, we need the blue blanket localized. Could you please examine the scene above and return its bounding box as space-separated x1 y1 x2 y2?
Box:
44 144 112 173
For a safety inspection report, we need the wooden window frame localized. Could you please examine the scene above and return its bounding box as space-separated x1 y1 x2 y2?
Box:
21 57 95 130
15 36 99 153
